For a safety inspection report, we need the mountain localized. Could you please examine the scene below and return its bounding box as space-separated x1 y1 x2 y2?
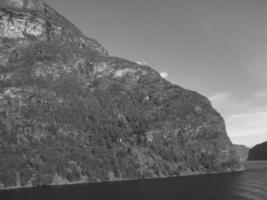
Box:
234 145 249 162
248 142 267 161
0 0 241 189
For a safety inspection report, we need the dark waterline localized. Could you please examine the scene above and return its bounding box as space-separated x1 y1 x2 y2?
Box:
1 161 267 200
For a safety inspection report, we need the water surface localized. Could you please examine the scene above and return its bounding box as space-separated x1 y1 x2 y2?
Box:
1 161 266 200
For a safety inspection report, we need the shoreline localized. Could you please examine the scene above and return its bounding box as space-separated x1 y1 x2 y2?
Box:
0 167 245 192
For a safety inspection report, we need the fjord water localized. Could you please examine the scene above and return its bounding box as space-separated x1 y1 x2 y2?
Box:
0 162 266 200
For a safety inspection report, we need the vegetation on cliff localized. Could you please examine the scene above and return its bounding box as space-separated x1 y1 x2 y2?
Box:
0 0 241 189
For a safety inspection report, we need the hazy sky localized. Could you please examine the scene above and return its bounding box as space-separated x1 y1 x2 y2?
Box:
48 0 267 147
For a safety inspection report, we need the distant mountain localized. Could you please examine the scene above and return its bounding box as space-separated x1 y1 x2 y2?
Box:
234 145 249 162
248 142 267 161
0 0 241 189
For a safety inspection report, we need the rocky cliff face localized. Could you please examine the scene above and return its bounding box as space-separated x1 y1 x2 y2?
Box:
248 142 267 161
0 0 241 189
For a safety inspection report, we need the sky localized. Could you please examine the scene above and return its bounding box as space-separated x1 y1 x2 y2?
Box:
47 0 267 147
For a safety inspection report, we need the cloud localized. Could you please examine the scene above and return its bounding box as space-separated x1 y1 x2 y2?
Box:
231 133 267 148
208 92 244 116
208 92 232 109
160 72 168 79
209 91 267 115
208 92 267 146
227 111 267 136
136 61 148 65
209 92 231 102
254 90 267 99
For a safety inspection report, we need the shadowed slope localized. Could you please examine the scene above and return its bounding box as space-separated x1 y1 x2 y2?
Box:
248 142 267 161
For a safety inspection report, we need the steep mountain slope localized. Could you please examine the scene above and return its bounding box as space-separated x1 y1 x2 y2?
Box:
234 145 249 162
248 142 267 161
0 0 241 189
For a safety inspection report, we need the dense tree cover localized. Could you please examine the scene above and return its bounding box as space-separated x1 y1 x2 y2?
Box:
248 142 267 161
